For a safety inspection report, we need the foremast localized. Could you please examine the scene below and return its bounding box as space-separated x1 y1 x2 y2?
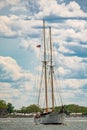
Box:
43 20 48 113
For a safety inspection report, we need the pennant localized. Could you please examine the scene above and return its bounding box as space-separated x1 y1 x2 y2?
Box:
36 45 41 48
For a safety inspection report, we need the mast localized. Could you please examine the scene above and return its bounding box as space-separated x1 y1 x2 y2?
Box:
49 27 54 111
43 20 48 112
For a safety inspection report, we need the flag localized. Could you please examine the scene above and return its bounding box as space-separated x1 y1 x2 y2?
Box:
36 45 41 48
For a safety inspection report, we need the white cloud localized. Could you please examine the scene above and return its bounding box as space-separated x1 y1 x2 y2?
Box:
65 1 86 17
0 56 36 108
0 15 42 38
0 81 37 108
6 0 20 5
10 6 27 12
35 0 87 18
58 78 87 106
0 0 20 7
0 82 28 108
65 20 87 31
54 53 87 79
0 0 87 18
0 56 35 81
61 79 87 89
58 45 75 54
0 15 19 37
58 67 71 76
0 14 87 53
0 0 20 9
0 1 5 9
0 56 22 80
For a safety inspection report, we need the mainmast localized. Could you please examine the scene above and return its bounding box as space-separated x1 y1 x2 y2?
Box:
43 20 48 112
49 27 54 111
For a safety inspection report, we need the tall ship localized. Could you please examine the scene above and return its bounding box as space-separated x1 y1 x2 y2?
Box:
34 20 65 124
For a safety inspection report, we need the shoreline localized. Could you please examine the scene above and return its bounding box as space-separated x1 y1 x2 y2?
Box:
0 114 87 118
0 114 34 118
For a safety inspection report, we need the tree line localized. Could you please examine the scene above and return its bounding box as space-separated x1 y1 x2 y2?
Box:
0 100 14 115
0 100 87 115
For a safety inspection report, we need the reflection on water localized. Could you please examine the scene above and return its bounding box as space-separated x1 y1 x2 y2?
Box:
0 117 87 130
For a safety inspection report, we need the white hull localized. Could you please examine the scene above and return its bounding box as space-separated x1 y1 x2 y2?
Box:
34 112 65 125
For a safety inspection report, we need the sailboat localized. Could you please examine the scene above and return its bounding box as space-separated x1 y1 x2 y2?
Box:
34 20 65 125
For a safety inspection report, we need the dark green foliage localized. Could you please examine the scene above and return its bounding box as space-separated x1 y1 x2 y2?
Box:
20 106 27 113
26 104 42 113
7 103 14 113
19 104 42 113
0 100 14 115
54 104 87 115
0 100 7 109
54 106 60 112
65 104 87 114
0 100 8 115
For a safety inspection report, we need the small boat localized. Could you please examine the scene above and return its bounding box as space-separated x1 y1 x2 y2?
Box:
34 20 65 125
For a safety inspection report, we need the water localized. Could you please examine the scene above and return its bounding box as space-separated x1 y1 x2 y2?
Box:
0 117 87 130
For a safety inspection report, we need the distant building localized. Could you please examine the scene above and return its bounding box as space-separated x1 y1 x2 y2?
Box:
70 113 82 116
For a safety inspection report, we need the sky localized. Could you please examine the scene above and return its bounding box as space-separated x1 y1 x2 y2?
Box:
0 0 87 109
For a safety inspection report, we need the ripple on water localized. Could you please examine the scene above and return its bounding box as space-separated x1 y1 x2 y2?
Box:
0 117 87 130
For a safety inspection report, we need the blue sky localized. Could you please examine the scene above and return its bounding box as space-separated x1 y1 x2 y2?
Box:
0 0 87 109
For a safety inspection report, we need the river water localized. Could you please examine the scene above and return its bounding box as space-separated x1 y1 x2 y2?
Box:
0 117 87 130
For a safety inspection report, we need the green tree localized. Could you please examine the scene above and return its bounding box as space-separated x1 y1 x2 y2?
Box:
20 106 27 113
0 100 7 109
7 103 14 113
0 100 7 114
26 104 42 113
54 106 60 112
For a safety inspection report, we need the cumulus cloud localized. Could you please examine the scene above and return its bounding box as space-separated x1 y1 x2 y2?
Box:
1 0 87 18
53 78 87 106
0 56 22 81
0 15 42 38
0 0 20 9
35 0 87 18
5 0 20 5
0 56 36 108
0 82 33 108
11 6 27 12
54 53 87 79
0 15 20 38
0 56 35 82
